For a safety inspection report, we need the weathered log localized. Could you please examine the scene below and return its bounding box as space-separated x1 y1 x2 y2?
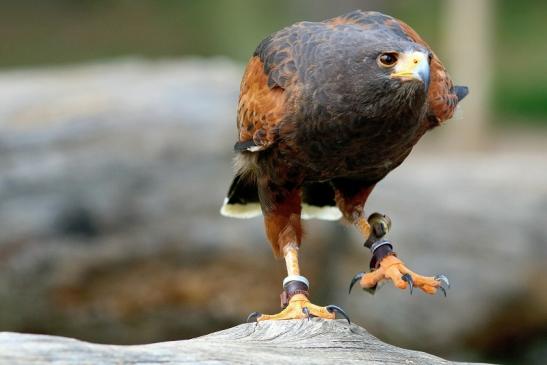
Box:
0 320 491 365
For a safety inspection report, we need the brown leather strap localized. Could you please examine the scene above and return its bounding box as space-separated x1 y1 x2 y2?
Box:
369 241 395 269
280 280 310 308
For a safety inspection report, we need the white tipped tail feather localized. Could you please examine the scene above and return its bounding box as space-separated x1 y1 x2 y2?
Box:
220 198 262 219
220 199 342 221
301 204 342 221
221 171 341 221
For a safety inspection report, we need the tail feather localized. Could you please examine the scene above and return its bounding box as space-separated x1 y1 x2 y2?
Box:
220 177 342 221
301 182 342 220
220 173 261 218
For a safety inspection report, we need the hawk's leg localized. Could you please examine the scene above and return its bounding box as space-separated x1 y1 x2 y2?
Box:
251 243 337 321
332 179 449 296
248 187 349 322
350 213 450 296
350 214 449 296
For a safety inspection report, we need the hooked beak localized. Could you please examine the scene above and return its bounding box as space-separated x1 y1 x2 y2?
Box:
390 51 430 91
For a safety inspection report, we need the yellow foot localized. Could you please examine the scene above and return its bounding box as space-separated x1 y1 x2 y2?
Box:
350 255 450 296
247 294 350 323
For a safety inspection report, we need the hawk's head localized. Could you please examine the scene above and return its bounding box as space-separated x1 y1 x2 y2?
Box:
378 49 431 91
355 42 432 120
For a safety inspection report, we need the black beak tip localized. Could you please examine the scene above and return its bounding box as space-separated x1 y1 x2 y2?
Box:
420 70 430 92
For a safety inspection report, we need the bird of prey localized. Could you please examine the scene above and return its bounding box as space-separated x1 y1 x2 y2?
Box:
220 10 468 322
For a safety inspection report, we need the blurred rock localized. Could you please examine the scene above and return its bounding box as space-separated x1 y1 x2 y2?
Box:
0 59 545 364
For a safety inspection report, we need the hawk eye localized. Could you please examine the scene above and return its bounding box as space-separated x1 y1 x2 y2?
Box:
378 52 398 67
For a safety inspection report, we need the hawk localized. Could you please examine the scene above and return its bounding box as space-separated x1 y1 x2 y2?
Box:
220 10 468 321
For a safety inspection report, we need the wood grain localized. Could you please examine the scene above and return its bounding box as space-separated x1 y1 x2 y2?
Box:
0 320 493 365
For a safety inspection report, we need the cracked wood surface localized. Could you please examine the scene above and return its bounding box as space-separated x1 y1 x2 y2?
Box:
0 319 492 365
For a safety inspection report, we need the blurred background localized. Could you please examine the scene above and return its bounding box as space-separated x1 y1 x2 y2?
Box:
0 1 546 364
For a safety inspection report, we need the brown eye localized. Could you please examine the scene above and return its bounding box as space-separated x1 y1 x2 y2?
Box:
378 52 398 67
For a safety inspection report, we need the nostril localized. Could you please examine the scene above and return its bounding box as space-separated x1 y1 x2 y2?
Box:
413 59 418 64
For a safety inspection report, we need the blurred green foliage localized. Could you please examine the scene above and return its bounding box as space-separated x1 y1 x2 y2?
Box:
494 0 547 123
1 0 546 125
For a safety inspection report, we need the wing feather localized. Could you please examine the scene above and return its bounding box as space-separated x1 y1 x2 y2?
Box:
236 57 287 152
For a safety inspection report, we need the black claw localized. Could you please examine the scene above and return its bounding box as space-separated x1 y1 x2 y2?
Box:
401 273 414 295
434 274 450 297
246 311 261 323
302 307 311 321
326 305 351 325
434 274 451 289
439 286 447 297
349 272 364 294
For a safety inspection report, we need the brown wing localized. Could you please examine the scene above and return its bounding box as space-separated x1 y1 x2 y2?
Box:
328 10 461 125
236 57 287 152
236 23 304 152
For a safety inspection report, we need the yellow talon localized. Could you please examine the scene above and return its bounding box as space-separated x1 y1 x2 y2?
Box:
359 255 448 295
257 294 335 321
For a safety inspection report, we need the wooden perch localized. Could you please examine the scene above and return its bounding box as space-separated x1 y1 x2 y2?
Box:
0 319 492 365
